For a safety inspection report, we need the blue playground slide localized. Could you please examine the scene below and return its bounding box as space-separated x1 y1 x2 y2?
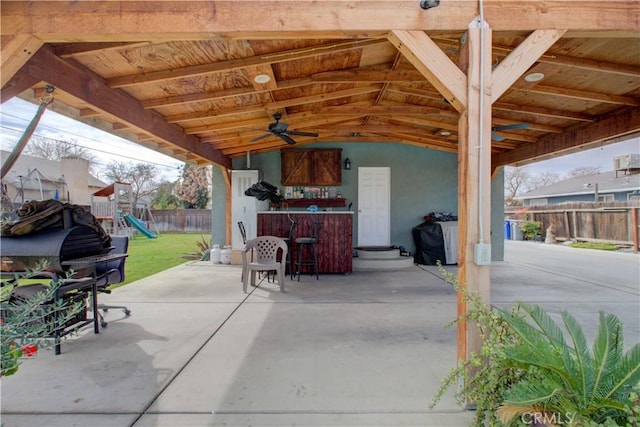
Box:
124 214 157 238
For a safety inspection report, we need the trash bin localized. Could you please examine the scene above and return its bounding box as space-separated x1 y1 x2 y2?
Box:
504 220 511 240
510 220 523 240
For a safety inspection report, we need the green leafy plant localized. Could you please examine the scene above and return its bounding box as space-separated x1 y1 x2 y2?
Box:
431 266 640 426
1 269 84 377
430 267 522 426
520 220 542 240
497 305 640 426
181 234 211 261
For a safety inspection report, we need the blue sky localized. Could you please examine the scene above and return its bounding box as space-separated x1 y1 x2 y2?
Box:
2 97 638 180
1 98 184 181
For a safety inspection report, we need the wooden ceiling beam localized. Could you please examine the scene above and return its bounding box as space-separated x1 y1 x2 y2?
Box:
480 38 640 77
19 45 231 168
329 124 445 135
207 116 365 147
0 34 43 88
186 111 334 134
492 107 640 167
389 30 467 112
311 68 425 83
141 66 425 111
386 84 596 122
107 39 385 88
3 1 637 41
492 100 595 122
165 84 382 123
313 105 456 116
536 50 640 78
141 77 315 109
491 29 566 102
516 84 640 106
0 69 39 103
55 42 151 58
385 115 458 132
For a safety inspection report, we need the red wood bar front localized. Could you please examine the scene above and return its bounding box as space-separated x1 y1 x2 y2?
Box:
257 212 353 274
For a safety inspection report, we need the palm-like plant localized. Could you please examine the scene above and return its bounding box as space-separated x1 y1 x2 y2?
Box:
497 304 640 426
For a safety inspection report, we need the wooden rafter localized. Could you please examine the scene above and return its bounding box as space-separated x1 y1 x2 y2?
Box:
389 30 467 112
19 45 231 168
492 107 640 167
107 39 386 88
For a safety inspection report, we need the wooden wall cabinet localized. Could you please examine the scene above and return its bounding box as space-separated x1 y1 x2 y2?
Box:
281 148 342 186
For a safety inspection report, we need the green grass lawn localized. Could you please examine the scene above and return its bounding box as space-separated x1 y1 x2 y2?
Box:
118 233 211 287
568 241 619 251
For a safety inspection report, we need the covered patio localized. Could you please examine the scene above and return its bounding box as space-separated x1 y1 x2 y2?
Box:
2 241 638 427
2 1 639 364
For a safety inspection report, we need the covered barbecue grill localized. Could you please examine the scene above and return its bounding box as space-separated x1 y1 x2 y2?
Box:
1 200 116 354
1 225 109 273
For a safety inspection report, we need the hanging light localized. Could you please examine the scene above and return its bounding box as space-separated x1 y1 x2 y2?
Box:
343 158 351 170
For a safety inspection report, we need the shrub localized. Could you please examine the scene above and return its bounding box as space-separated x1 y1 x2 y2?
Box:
431 266 640 426
520 220 542 240
1 270 84 377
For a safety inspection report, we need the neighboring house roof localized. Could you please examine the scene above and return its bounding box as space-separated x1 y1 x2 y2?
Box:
1 150 106 189
518 170 640 200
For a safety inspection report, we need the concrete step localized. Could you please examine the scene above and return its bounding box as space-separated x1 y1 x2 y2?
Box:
353 255 415 271
353 247 414 270
355 247 400 259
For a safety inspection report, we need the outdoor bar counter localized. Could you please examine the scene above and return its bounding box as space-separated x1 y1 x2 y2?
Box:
257 211 353 274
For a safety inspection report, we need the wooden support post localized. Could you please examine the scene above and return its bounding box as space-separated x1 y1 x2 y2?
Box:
632 207 639 253
221 166 232 246
457 22 493 363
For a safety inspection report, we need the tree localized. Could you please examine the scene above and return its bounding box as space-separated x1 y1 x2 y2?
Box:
25 135 96 167
151 181 180 209
504 166 531 206
528 170 561 191
173 164 210 209
567 165 600 177
102 161 158 207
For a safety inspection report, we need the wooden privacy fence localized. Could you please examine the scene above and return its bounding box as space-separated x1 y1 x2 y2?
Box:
149 209 212 233
506 202 639 251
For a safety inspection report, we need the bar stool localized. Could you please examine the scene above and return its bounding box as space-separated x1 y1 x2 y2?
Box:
283 216 296 279
295 222 322 281
269 216 296 281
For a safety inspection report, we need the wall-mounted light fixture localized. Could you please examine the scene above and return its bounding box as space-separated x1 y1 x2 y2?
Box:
344 158 351 170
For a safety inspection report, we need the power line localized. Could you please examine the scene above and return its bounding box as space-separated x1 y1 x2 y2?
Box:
0 124 182 171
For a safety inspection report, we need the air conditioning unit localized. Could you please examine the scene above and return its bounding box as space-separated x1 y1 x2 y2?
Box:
613 154 640 177
614 154 640 170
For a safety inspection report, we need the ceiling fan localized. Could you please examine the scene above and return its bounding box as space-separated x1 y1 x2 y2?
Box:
250 113 319 145
491 123 529 142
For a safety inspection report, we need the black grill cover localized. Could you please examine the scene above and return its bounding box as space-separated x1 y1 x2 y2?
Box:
412 221 446 265
1 226 107 272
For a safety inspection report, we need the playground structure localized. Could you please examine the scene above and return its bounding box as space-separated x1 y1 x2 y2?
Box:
91 182 157 238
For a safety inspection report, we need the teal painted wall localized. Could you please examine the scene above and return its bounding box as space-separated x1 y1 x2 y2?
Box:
491 166 505 261
210 165 227 246
213 143 505 261
232 142 458 255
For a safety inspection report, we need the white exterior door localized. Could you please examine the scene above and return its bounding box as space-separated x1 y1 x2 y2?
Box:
357 167 390 247
231 170 265 249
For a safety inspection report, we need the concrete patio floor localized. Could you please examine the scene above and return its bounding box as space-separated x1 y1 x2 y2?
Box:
1 241 638 427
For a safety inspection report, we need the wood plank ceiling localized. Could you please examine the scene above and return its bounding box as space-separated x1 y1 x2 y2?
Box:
1 1 639 170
